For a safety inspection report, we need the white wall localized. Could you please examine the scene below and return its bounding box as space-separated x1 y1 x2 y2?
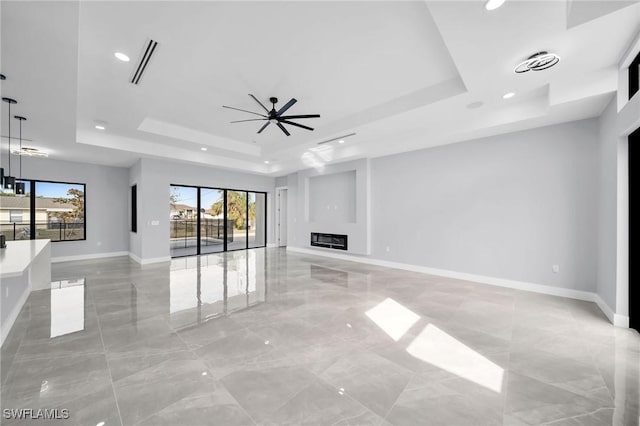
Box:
596 96 639 324
128 159 142 259
21 156 129 259
130 158 275 262
287 119 600 294
287 159 371 255
370 120 598 292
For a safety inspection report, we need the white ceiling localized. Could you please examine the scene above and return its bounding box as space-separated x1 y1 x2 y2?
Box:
1 1 639 176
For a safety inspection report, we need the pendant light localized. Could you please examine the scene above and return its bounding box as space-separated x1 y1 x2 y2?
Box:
2 97 17 192
14 116 26 195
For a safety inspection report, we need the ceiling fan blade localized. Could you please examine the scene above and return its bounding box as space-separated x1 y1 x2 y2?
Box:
230 118 267 123
278 114 320 119
276 122 291 136
248 94 270 114
275 98 297 116
281 120 314 131
257 121 271 134
222 105 266 117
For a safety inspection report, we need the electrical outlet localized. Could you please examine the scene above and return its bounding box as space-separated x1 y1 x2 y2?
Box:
552 264 560 273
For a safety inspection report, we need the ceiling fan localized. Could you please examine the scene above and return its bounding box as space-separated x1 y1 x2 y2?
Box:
223 94 320 136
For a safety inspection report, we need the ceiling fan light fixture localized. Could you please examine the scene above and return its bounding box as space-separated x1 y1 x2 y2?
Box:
514 51 560 73
503 92 515 99
485 0 506 11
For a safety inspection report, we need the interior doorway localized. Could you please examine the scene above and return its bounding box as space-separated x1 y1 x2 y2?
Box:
630 127 639 331
276 187 288 247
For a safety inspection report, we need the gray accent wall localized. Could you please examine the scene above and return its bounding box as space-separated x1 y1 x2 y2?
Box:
369 119 599 292
21 157 129 259
287 119 601 293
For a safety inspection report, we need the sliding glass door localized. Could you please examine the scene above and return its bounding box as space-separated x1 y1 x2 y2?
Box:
248 192 266 248
170 186 199 257
226 190 247 251
200 188 225 255
170 185 267 258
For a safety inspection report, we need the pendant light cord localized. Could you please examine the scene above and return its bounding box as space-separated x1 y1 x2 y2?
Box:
7 101 11 177
18 118 22 179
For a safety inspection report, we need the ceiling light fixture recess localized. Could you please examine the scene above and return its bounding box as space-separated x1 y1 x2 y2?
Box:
485 0 506 11
264 160 270 164
114 52 130 62
13 147 48 158
514 51 560 73
201 147 207 151
466 101 484 109
503 92 515 99
95 125 105 130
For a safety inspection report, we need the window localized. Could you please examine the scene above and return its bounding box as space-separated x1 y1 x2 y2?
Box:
630 50 640 100
131 185 137 233
0 179 85 242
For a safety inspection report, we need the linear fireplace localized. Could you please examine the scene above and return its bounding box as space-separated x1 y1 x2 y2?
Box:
310 233 348 250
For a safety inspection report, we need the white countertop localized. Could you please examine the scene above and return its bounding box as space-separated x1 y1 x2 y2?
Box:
0 240 51 278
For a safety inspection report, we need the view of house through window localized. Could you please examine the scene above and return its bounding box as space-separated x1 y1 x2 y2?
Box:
0 179 85 242
170 185 266 257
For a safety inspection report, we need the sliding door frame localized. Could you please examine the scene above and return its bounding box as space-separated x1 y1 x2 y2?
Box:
170 184 267 258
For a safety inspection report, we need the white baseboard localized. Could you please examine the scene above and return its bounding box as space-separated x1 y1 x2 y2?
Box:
128 252 171 265
267 243 279 248
51 251 129 263
287 246 626 327
1 279 31 347
594 294 629 327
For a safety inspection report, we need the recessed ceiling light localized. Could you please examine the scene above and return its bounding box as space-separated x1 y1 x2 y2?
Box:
338 140 345 144
95 125 105 130
502 92 515 99
264 160 270 164
485 0 506 11
114 52 130 62
201 147 207 151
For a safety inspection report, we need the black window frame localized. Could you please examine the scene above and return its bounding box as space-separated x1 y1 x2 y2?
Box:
169 184 267 258
131 184 137 233
629 50 640 100
2 178 87 243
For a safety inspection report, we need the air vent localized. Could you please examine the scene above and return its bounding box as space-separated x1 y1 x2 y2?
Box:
316 132 356 145
514 51 560 74
131 39 158 85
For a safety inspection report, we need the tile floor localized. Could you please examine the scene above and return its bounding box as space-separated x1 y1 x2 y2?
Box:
1 248 639 425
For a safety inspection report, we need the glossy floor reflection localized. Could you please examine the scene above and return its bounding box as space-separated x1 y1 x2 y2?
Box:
2 248 640 425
